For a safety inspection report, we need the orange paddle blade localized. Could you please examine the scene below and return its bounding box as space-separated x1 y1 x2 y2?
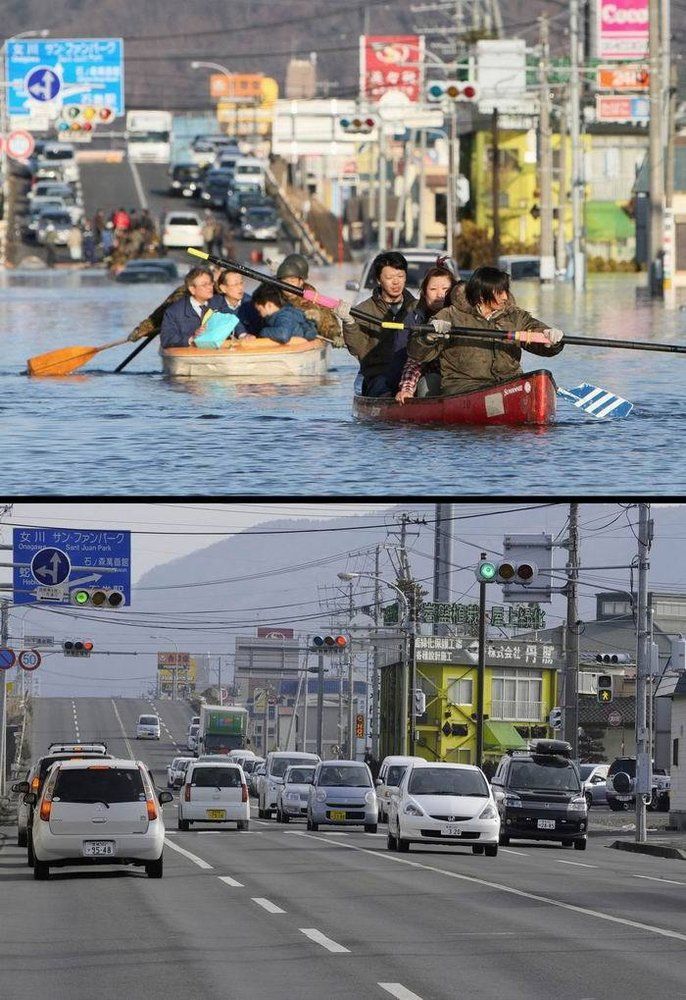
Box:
27 337 130 376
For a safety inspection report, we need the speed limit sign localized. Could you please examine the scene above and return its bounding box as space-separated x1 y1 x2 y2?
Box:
18 648 41 671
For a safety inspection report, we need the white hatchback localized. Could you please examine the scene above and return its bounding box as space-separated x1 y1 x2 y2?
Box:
387 761 500 856
375 755 425 823
136 714 161 740
178 761 250 830
29 758 172 880
161 210 204 249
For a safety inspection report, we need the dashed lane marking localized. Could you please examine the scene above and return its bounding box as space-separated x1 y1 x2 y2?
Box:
501 849 527 856
219 875 244 888
634 874 686 886
252 897 286 914
557 860 597 868
299 928 350 953
378 984 424 1000
164 838 213 870
110 699 135 759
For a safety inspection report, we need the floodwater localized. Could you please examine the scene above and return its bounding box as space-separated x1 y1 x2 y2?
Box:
1 265 684 496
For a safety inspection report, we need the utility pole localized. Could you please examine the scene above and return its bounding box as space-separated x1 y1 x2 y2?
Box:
555 100 568 275
316 650 324 757
433 503 452 606
491 108 500 261
418 129 427 246
475 552 487 768
570 0 585 292
538 15 555 283
647 0 664 296
562 503 580 757
371 545 381 758
446 106 458 257
0 599 8 796
635 503 652 843
378 123 387 251
348 582 355 757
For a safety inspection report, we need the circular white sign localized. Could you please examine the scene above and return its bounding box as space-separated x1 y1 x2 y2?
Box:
18 648 42 671
607 710 622 727
7 129 36 161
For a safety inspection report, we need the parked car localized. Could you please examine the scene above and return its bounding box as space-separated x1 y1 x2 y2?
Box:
386 760 499 855
198 169 234 208
178 760 249 830
497 254 540 280
114 258 179 283
490 739 588 849
258 751 321 818
36 210 75 246
167 756 193 788
579 763 609 808
375 755 424 823
276 764 317 823
168 162 204 198
161 210 204 249
345 247 469 305
605 757 671 811
240 206 280 241
24 757 172 879
23 200 68 240
307 759 378 832
136 714 161 740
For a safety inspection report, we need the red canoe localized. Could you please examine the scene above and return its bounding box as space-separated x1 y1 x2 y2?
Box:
352 369 557 427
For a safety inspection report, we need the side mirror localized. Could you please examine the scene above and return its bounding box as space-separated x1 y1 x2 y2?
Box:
158 791 174 804
345 279 360 291
375 778 382 787
12 781 30 794
23 792 37 806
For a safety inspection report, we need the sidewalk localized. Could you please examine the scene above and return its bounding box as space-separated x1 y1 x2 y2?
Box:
588 808 686 859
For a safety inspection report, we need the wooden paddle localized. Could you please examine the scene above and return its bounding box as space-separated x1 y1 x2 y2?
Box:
398 323 686 354
27 337 131 377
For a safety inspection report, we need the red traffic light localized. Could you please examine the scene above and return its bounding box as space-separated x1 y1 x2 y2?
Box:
83 641 94 652
462 85 476 99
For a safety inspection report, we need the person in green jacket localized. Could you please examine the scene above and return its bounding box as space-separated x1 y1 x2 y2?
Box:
407 265 564 397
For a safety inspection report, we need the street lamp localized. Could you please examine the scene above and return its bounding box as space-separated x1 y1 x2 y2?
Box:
151 635 179 701
338 571 415 756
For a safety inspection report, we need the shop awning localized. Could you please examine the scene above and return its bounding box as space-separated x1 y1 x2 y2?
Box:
483 721 527 750
584 201 634 242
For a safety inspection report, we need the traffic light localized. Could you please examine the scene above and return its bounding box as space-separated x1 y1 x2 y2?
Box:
339 116 376 134
70 588 124 608
63 640 94 657
413 690 427 715
548 706 563 730
597 674 613 704
426 80 478 102
57 104 114 133
311 634 347 651
595 653 632 664
500 533 553 603
475 559 537 586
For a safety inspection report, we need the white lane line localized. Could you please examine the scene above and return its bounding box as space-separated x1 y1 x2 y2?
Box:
219 875 244 887
634 874 686 886
365 833 385 837
252 897 286 914
110 699 135 759
164 837 213 870
501 849 527 856
557 860 598 869
378 984 424 1000
299 928 350 953
129 157 148 210
290 832 686 944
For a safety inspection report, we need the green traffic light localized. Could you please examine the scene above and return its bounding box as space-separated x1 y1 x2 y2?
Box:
477 561 497 581
73 590 89 605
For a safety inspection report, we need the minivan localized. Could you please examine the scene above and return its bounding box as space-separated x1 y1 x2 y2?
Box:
232 157 266 194
136 714 161 740
257 750 320 818
375 755 424 823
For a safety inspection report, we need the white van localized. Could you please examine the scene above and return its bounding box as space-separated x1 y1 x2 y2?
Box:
375 755 424 822
36 142 79 184
136 714 161 740
257 750 320 818
232 157 266 194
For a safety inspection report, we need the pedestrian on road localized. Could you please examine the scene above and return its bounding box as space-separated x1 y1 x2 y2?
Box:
66 224 83 263
82 224 97 266
44 225 58 268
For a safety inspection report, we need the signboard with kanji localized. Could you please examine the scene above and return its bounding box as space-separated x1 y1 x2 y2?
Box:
596 0 649 60
596 64 649 90
13 527 131 605
360 35 424 103
415 635 562 670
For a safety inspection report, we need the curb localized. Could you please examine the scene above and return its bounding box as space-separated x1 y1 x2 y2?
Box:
609 839 686 860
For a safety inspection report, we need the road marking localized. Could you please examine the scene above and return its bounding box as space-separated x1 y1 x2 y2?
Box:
501 848 527 856
299 928 350 953
365 832 385 837
219 875 244 887
110 698 135 759
128 157 148 210
378 984 424 1000
557 860 597 868
164 837 213 869
634 874 686 886
290 832 686 943
252 897 286 914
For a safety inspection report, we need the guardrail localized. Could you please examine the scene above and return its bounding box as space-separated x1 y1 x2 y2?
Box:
265 167 330 266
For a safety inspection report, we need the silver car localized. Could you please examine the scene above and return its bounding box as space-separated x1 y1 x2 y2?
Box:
276 764 316 823
579 763 609 808
307 760 378 832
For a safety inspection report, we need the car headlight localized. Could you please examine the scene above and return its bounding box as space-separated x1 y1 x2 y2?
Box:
364 790 376 804
403 800 424 816
315 789 327 802
568 797 587 812
504 795 522 807
478 801 498 820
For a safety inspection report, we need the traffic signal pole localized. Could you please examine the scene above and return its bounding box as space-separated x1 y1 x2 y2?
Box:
475 553 487 769
635 504 652 843
0 599 8 797
316 650 324 757
562 503 580 757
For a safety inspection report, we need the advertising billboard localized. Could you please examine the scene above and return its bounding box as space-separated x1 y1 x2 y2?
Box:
360 35 424 103
596 0 649 60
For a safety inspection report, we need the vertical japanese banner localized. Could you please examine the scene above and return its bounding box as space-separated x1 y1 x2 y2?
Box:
360 35 425 103
596 0 649 60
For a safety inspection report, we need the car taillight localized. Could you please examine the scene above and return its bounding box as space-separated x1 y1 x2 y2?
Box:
39 796 52 821
184 784 191 802
31 776 40 793
241 784 248 803
146 799 158 820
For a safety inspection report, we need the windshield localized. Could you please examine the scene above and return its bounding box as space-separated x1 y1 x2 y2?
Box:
318 765 371 788
53 767 144 803
408 768 489 796
509 759 581 792
191 767 242 788
42 149 74 161
189 725 199 735
285 767 315 783
579 765 595 780
386 765 408 786
139 716 158 726
271 756 318 778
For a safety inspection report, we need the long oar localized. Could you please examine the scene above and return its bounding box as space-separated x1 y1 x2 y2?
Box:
113 331 159 374
27 337 131 377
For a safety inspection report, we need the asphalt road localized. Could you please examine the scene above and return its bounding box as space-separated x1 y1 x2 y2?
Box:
4 697 686 1000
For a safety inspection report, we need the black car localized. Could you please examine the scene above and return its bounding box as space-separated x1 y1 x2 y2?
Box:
168 163 204 198
490 739 588 849
199 169 234 208
114 258 180 283
225 190 274 222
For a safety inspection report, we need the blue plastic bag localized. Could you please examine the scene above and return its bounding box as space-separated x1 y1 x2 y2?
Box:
193 311 240 349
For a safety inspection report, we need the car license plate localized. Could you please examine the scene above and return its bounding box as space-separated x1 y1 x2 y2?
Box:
441 824 463 836
329 810 346 821
616 795 632 801
82 840 115 857
537 818 556 830
206 809 226 820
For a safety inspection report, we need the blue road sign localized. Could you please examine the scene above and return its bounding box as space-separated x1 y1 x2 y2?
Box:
6 38 125 117
0 648 16 670
30 547 71 586
13 527 131 606
25 66 61 102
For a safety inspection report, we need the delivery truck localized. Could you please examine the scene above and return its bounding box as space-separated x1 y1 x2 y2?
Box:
197 704 249 755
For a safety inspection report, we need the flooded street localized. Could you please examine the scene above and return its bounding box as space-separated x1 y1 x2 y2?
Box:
1 265 684 496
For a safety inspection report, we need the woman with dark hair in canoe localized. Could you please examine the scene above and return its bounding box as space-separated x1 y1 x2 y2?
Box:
395 259 460 404
406 266 565 398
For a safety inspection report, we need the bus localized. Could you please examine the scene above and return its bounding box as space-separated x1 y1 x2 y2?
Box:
126 110 172 163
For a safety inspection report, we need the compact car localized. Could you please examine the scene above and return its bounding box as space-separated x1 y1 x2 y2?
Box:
375 755 424 823
276 764 316 823
136 714 161 740
258 751 321 818
177 761 249 830
167 756 193 788
579 763 609 808
161 210 204 249
307 760 377 832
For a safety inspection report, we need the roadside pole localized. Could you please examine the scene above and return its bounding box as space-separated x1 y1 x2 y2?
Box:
0 599 8 797
635 503 652 843
538 15 555 284
570 0 586 292
491 108 500 261
446 106 456 258
647 0 664 296
475 553 487 769
563 503 580 757
378 123 387 250
316 650 324 757
555 100 568 275
371 546 381 759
